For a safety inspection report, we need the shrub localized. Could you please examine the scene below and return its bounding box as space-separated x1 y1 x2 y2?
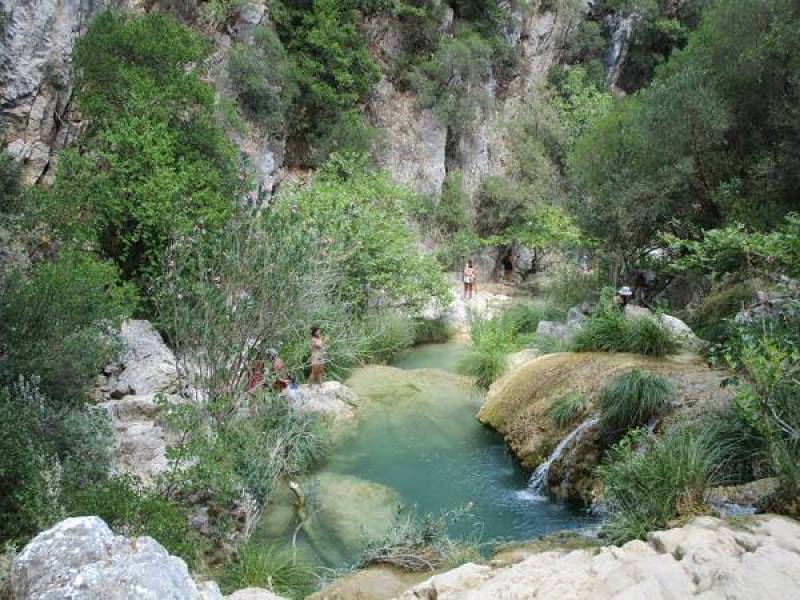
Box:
541 259 602 312
408 25 492 134
500 303 563 338
599 370 674 433
547 392 589 428
280 164 450 314
624 316 679 357
311 110 384 166
219 543 316 598
272 0 380 145
227 25 297 132
354 309 416 364
0 151 22 213
597 427 721 544
435 229 482 272
65 475 200 566
0 379 112 543
696 404 771 485
688 280 756 343
413 318 454 345
0 251 137 404
358 505 481 572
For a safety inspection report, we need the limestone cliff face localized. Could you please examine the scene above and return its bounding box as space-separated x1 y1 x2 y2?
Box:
365 3 583 201
0 1 581 196
0 0 118 183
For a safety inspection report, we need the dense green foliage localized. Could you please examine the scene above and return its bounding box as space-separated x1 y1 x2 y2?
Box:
227 25 297 133
598 369 674 433
0 152 22 212
597 427 720 543
569 0 800 260
271 0 380 155
0 252 137 404
43 12 238 287
459 303 561 388
409 25 492 133
0 380 111 543
280 164 450 314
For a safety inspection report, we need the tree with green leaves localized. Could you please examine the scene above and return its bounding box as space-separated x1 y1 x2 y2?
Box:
42 12 239 288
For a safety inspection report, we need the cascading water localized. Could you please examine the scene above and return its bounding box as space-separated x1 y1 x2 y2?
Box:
527 416 599 499
603 14 639 92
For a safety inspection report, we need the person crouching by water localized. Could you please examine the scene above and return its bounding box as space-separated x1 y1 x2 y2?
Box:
309 326 326 388
463 260 476 300
266 348 291 392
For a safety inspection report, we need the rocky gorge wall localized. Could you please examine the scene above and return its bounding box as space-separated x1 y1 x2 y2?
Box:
0 0 590 202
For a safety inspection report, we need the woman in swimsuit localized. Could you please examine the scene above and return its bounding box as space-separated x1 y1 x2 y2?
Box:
309 326 325 387
463 260 476 299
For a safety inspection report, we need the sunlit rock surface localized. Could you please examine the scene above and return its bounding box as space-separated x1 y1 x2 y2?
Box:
400 516 800 600
11 516 287 600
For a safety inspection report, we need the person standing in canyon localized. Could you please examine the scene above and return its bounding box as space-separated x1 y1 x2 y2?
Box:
463 260 477 299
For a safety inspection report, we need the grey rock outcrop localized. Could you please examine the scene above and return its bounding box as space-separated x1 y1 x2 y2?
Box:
108 319 178 397
400 516 800 599
98 319 179 482
0 0 121 182
623 305 705 352
289 381 358 422
11 516 286 600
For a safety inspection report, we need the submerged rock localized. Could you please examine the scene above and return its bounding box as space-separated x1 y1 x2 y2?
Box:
307 472 401 560
400 516 800 599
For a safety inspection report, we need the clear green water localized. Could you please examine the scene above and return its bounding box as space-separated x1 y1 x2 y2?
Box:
255 341 595 567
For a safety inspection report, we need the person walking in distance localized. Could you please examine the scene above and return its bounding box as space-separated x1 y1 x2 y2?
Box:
309 326 326 388
463 260 476 299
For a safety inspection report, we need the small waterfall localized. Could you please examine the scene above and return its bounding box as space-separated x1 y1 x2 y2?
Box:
527 416 599 498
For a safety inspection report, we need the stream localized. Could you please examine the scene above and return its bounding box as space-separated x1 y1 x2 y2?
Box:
252 338 596 567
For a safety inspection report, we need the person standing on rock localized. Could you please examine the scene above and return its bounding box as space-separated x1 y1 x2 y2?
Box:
309 326 326 388
463 260 477 299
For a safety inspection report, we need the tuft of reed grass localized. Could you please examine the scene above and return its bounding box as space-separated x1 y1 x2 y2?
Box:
572 304 677 357
219 543 316 599
413 317 454 344
597 427 721 544
599 369 674 433
547 392 589 428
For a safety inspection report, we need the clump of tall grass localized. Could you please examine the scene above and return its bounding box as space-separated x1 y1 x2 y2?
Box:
354 309 416 364
458 303 563 388
547 392 589 428
572 302 677 357
599 370 674 433
219 543 316 599
596 427 721 544
458 312 517 388
500 303 563 338
413 317 454 344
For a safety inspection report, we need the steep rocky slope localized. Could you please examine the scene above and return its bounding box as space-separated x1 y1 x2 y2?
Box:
0 0 586 201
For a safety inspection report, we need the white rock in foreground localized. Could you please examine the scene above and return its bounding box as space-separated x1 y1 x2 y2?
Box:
400 516 800 599
11 517 286 600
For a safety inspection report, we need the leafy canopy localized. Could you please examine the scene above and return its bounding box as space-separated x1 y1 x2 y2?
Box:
43 12 239 287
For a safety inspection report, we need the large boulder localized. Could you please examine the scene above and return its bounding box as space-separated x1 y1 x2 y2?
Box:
400 516 800 599
108 320 178 398
11 517 287 600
